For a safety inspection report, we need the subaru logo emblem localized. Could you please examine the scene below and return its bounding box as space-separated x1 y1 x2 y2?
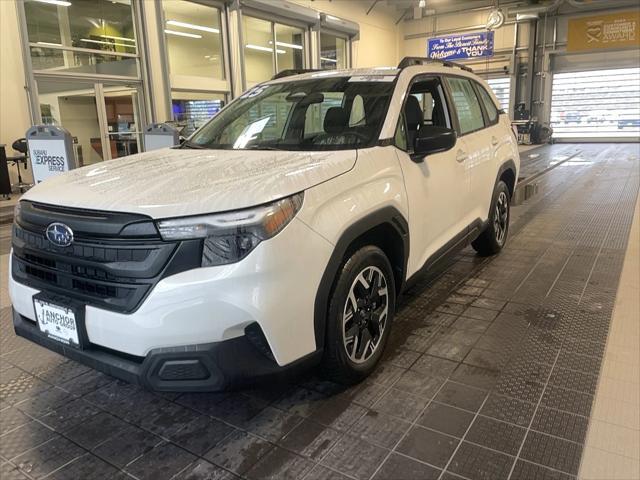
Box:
46 223 74 247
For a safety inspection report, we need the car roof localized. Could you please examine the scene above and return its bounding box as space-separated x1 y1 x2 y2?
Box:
266 67 401 84
265 64 482 85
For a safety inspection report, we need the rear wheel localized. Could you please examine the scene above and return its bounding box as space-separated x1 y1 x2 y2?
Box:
320 246 395 384
472 180 510 256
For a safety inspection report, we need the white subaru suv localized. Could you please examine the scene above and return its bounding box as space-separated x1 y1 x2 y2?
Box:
10 58 519 391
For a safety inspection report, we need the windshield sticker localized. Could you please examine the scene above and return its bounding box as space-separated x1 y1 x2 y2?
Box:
348 75 396 83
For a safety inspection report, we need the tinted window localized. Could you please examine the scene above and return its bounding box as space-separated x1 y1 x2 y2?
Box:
189 77 394 150
476 83 499 124
447 77 485 134
409 80 450 129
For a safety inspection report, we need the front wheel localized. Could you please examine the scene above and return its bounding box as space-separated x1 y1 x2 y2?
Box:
472 180 511 256
320 246 396 385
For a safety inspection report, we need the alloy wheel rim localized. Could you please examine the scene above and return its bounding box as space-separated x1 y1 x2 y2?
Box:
342 266 389 364
494 191 509 245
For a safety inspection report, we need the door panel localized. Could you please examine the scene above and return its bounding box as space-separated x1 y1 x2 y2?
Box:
472 83 511 221
394 76 468 277
395 143 468 277
461 130 493 223
445 77 492 225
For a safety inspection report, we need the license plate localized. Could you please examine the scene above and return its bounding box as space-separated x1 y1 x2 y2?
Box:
33 299 80 348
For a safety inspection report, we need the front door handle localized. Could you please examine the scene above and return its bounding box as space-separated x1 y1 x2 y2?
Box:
491 136 499 146
456 150 468 163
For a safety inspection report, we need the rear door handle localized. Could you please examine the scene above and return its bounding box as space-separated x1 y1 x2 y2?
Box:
491 136 499 146
456 150 468 163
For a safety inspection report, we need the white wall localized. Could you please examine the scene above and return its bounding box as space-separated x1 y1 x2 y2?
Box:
291 0 401 68
0 0 33 183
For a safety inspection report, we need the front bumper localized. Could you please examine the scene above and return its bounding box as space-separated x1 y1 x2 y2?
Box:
12 308 320 391
10 217 335 367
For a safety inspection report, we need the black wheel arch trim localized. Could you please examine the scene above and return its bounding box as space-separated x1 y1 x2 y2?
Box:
313 206 409 351
483 159 516 235
496 159 517 198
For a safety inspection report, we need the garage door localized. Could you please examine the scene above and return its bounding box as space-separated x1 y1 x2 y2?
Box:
487 77 510 113
550 67 640 139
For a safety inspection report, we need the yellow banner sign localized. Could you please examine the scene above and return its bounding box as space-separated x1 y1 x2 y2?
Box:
567 10 640 52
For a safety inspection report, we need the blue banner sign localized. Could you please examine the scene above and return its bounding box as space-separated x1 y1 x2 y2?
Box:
427 31 494 60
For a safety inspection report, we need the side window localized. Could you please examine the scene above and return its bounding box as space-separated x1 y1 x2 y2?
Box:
407 79 451 130
410 92 435 124
394 114 408 151
447 77 485 135
476 83 499 124
349 94 365 126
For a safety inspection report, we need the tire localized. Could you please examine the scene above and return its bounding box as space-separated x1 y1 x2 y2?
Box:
320 245 396 385
472 180 511 256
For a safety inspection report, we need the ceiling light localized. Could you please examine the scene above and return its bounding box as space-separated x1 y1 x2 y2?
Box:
80 38 135 48
33 0 71 6
245 44 285 54
269 40 303 50
37 41 62 46
164 29 202 39
320 57 338 63
100 34 135 43
166 20 219 34
418 0 426 8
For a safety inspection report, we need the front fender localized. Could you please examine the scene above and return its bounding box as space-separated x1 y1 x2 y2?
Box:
296 146 410 349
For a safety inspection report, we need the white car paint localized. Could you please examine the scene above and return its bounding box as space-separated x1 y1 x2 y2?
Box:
9 63 520 375
21 148 357 218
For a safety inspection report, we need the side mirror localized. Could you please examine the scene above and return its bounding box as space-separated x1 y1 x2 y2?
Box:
412 126 457 161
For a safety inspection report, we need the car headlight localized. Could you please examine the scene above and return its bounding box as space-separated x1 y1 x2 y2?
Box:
156 192 304 266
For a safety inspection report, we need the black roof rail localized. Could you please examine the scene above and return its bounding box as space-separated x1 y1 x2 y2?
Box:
397 57 474 73
271 69 321 80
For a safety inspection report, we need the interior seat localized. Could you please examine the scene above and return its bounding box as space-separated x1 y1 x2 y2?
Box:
313 107 355 145
404 95 423 146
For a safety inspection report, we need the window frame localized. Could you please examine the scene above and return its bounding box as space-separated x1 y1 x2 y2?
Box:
239 8 311 87
157 0 231 121
443 75 488 137
318 29 351 70
393 73 454 153
160 0 228 81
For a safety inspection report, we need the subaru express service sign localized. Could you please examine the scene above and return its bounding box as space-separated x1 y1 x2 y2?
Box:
428 31 494 60
26 125 76 184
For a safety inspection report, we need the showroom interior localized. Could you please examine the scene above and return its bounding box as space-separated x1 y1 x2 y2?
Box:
0 0 639 479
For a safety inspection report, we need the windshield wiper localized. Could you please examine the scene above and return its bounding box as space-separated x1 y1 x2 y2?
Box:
180 140 206 149
243 144 285 151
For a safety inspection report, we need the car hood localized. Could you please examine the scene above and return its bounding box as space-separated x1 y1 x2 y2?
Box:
22 147 356 219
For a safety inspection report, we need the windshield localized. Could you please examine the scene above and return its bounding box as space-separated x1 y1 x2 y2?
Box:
188 76 396 151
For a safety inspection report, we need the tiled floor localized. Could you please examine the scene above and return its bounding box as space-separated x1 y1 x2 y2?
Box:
579 193 640 480
1 143 638 480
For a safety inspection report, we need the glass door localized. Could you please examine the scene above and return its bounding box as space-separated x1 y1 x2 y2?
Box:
34 77 145 164
101 84 144 158
35 78 105 166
